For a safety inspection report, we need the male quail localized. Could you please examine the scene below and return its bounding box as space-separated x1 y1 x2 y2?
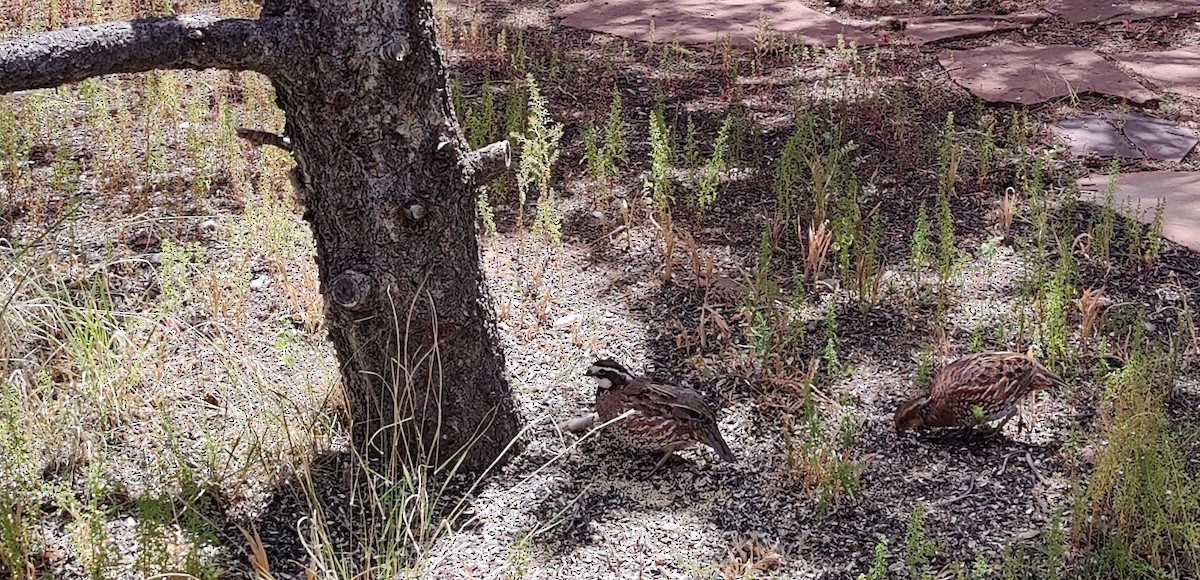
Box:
583 358 736 470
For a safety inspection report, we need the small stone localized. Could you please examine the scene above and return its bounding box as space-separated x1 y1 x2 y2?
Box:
1078 445 1098 464
250 275 271 291
591 210 604 219
199 219 218 232
553 314 582 329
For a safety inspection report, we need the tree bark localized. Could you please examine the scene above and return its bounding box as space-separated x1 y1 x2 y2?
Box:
0 1 522 472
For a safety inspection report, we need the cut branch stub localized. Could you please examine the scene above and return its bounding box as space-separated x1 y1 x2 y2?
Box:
330 269 373 310
236 127 292 151
462 139 511 189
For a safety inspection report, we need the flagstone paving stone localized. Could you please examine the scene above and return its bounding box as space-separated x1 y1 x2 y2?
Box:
1114 47 1200 100
938 44 1158 105
554 0 881 48
898 12 1048 45
1077 171 1200 253
1045 0 1200 24
1049 111 1198 162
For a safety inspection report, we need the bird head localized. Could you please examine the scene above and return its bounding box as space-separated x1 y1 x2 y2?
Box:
585 358 634 393
893 394 932 431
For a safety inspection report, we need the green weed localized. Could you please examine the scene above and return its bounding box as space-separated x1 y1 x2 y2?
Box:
1074 349 1199 578
905 502 937 578
513 75 563 243
644 103 673 212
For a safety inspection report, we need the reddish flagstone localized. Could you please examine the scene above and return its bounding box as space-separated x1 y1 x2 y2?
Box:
1077 171 1200 253
938 44 1157 105
554 0 881 48
1050 111 1197 162
1050 115 1145 159
899 12 1047 45
1045 0 1200 24
1114 47 1200 100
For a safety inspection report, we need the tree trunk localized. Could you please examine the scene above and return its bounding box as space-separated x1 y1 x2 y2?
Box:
0 1 522 472
269 1 522 471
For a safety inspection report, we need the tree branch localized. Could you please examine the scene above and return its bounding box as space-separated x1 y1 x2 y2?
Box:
0 14 288 93
462 140 511 189
236 127 292 151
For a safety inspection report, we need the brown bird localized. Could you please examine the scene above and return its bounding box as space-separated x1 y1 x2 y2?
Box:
894 351 1067 433
581 358 736 470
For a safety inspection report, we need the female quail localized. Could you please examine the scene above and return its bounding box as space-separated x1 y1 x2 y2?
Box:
894 351 1066 432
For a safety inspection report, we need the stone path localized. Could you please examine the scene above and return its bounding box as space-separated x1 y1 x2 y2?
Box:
895 12 1046 45
1078 171 1200 253
1049 111 1198 162
553 0 1200 254
938 44 1159 105
1045 0 1200 24
1115 47 1200 100
554 0 879 49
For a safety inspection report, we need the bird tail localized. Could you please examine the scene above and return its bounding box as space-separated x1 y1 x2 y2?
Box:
702 427 736 463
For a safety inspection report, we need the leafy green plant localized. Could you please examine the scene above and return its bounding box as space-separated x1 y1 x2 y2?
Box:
477 187 498 237
910 201 931 272
1074 349 1199 578
1039 243 1075 370
773 110 854 224
644 102 673 212
935 112 959 287
603 85 628 168
913 346 934 391
905 503 937 578
852 204 885 313
1093 157 1119 266
134 493 172 576
512 75 563 243
1143 197 1165 267
823 302 843 379
858 537 889 580
1041 510 1066 580
689 112 733 213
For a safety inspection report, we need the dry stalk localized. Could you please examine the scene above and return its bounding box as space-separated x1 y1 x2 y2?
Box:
801 218 832 284
238 524 277 580
681 229 701 283
999 186 1016 234
619 197 633 250
661 210 675 282
1078 286 1108 342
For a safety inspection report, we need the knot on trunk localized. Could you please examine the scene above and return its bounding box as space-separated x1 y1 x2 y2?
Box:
404 201 427 221
331 269 372 310
382 38 410 62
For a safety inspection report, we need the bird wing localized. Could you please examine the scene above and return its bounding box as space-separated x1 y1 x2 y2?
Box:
929 352 1032 398
634 380 718 424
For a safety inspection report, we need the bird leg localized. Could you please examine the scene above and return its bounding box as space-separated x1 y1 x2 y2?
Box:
987 408 1019 437
649 442 694 474
651 451 677 473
